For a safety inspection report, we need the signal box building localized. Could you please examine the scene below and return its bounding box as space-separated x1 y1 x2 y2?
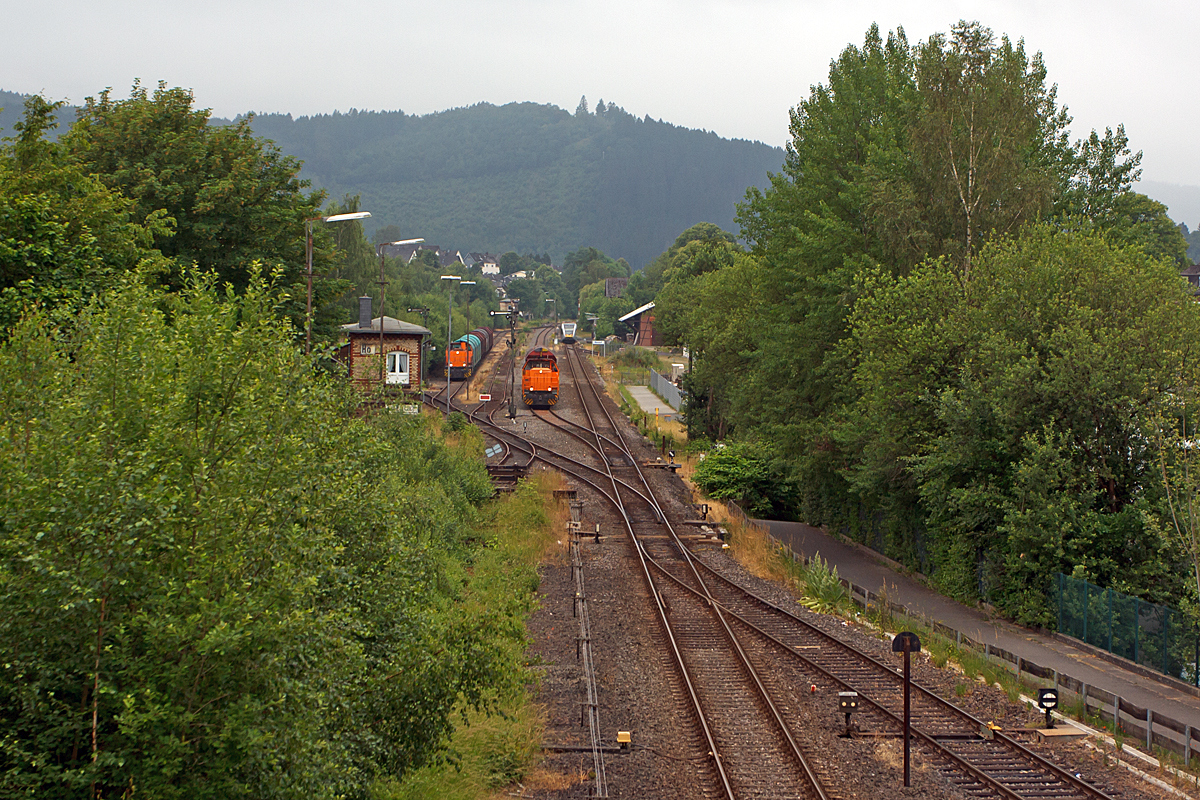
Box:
618 301 664 347
336 297 432 392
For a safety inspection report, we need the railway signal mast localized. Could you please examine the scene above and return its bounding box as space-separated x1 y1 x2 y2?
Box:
585 313 599 355
441 275 462 420
490 309 518 419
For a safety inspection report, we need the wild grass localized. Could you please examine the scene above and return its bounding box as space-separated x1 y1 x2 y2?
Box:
714 511 854 614
374 470 567 800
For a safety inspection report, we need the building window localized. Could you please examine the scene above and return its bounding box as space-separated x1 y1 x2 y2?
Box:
386 351 410 385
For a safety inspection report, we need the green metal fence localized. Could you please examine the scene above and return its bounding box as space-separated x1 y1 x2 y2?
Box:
1055 573 1199 685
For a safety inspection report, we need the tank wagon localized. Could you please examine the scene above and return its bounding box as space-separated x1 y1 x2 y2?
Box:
522 348 560 407
561 321 577 344
447 327 493 380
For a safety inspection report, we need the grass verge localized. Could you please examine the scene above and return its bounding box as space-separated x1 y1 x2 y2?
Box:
374 470 567 800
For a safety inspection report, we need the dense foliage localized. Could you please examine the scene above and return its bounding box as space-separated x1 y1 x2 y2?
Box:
61 82 325 295
658 22 1198 626
0 88 377 346
691 442 796 518
0 272 519 797
844 228 1197 621
0 96 166 331
0 85 545 796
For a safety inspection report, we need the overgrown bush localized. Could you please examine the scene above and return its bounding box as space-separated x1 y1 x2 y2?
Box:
610 347 662 370
692 441 797 518
0 271 503 798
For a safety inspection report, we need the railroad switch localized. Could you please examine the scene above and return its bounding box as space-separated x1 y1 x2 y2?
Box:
616 731 632 750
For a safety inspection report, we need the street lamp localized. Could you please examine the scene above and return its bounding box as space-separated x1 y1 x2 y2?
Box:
459 280 476 337
305 210 371 355
376 238 423 383
441 275 462 419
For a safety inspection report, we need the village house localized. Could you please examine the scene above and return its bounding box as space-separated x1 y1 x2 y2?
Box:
1181 263 1200 294
470 253 501 275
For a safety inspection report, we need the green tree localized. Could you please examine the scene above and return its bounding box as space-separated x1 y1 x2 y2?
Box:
654 234 759 439
0 94 165 330
912 21 1069 273
720 20 1164 548
845 226 1199 622
321 193 380 329
692 442 796 518
505 276 542 314
561 246 625 310
62 82 325 298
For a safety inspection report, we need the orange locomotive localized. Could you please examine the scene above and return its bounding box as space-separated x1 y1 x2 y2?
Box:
521 348 559 407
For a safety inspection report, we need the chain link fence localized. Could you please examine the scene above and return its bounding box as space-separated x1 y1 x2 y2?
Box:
1055 572 1199 684
649 368 682 411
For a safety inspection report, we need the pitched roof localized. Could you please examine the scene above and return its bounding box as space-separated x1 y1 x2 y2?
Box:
618 301 655 323
379 242 423 262
340 316 431 336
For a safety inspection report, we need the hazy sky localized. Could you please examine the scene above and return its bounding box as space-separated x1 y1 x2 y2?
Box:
5 0 1197 214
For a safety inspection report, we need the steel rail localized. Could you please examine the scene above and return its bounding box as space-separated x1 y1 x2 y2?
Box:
562 345 832 800
643 553 1110 799
556 345 735 799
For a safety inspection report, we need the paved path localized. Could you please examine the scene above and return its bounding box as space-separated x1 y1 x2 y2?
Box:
626 385 677 421
760 519 1200 739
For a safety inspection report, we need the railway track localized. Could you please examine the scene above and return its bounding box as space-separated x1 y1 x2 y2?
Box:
558 342 829 800
428 328 1125 800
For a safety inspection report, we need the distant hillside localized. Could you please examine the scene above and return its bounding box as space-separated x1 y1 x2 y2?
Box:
244 101 784 268
3 90 783 267
0 90 70 139
1140 180 1200 233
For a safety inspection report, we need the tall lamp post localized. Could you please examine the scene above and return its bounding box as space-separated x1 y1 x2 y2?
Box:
441 275 462 419
375 237 423 383
306 210 371 355
459 280 476 336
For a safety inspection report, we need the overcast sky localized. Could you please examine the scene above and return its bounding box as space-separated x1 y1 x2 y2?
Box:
6 0 1198 221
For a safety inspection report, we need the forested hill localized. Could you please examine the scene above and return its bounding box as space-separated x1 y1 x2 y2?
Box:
243 100 783 268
